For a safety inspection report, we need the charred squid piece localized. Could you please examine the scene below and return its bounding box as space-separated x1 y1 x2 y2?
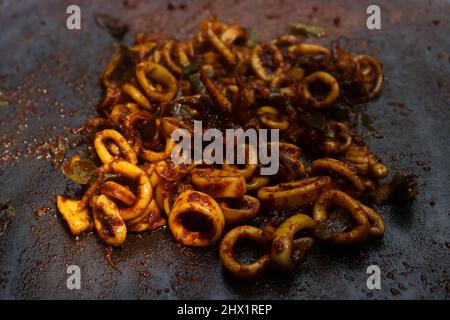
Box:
56 195 93 236
222 143 258 180
202 20 236 66
136 61 178 102
220 225 271 279
126 199 166 232
269 142 306 182
90 195 127 246
199 66 232 113
161 40 183 76
340 144 389 180
176 41 195 66
102 160 152 221
257 106 290 130
169 190 225 247
353 54 383 102
251 43 284 84
270 214 316 272
220 24 248 45
319 121 352 155
300 71 340 108
192 168 247 199
311 158 365 196
139 117 177 163
94 129 138 165
245 176 270 192
220 195 260 226
313 189 370 244
358 202 385 237
257 176 332 209
122 83 153 111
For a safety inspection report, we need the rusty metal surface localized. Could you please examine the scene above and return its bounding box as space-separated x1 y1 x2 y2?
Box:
0 0 449 299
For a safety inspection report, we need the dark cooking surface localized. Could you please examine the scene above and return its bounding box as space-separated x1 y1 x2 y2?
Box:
0 0 449 299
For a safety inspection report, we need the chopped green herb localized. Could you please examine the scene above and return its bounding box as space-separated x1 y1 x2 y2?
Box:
0 199 16 237
62 156 98 185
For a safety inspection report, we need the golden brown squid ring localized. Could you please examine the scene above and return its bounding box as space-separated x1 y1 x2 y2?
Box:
90 195 127 247
257 106 290 131
122 83 153 111
110 103 139 125
270 214 316 272
311 158 365 192
354 54 383 101
359 203 385 237
94 129 138 165
155 182 173 217
101 53 122 88
341 145 389 179
125 199 160 226
246 176 270 191
56 195 93 235
257 176 332 209
140 137 177 163
313 189 370 244
100 181 136 207
288 43 330 56
162 40 182 76
220 24 247 45
219 225 270 279
220 195 260 226
192 168 247 199
319 121 352 154
203 21 236 65
136 61 177 102
222 143 258 179
301 71 340 108
199 66 232 113
104 160 152 221
169 190 225 247
250 44 284 82
127 200 166 233
176 41 194 66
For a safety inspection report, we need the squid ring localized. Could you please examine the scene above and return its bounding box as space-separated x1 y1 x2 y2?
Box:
311 158 365 192
251 44 284 83
222 143 258 179
90 195 127 246
122 83 153 111
319 121 352 154
192 168 246 199
257 176 331 209
220 195 260 226
246 176 270 191
100 181 136 207
161 40 182 76
136 61 177 102
94 129 138 165
270 214 316 272
219 225 270 279
313 189 370 244
288 43 330 56
301 71 340 108
169 190 225 247
359 203 385 237
341 145 389 180
104 160 152 221
257 106 290 131
354 54 383 101
203 21 236 65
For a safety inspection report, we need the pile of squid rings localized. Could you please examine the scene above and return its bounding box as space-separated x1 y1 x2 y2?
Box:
57 16 389 279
